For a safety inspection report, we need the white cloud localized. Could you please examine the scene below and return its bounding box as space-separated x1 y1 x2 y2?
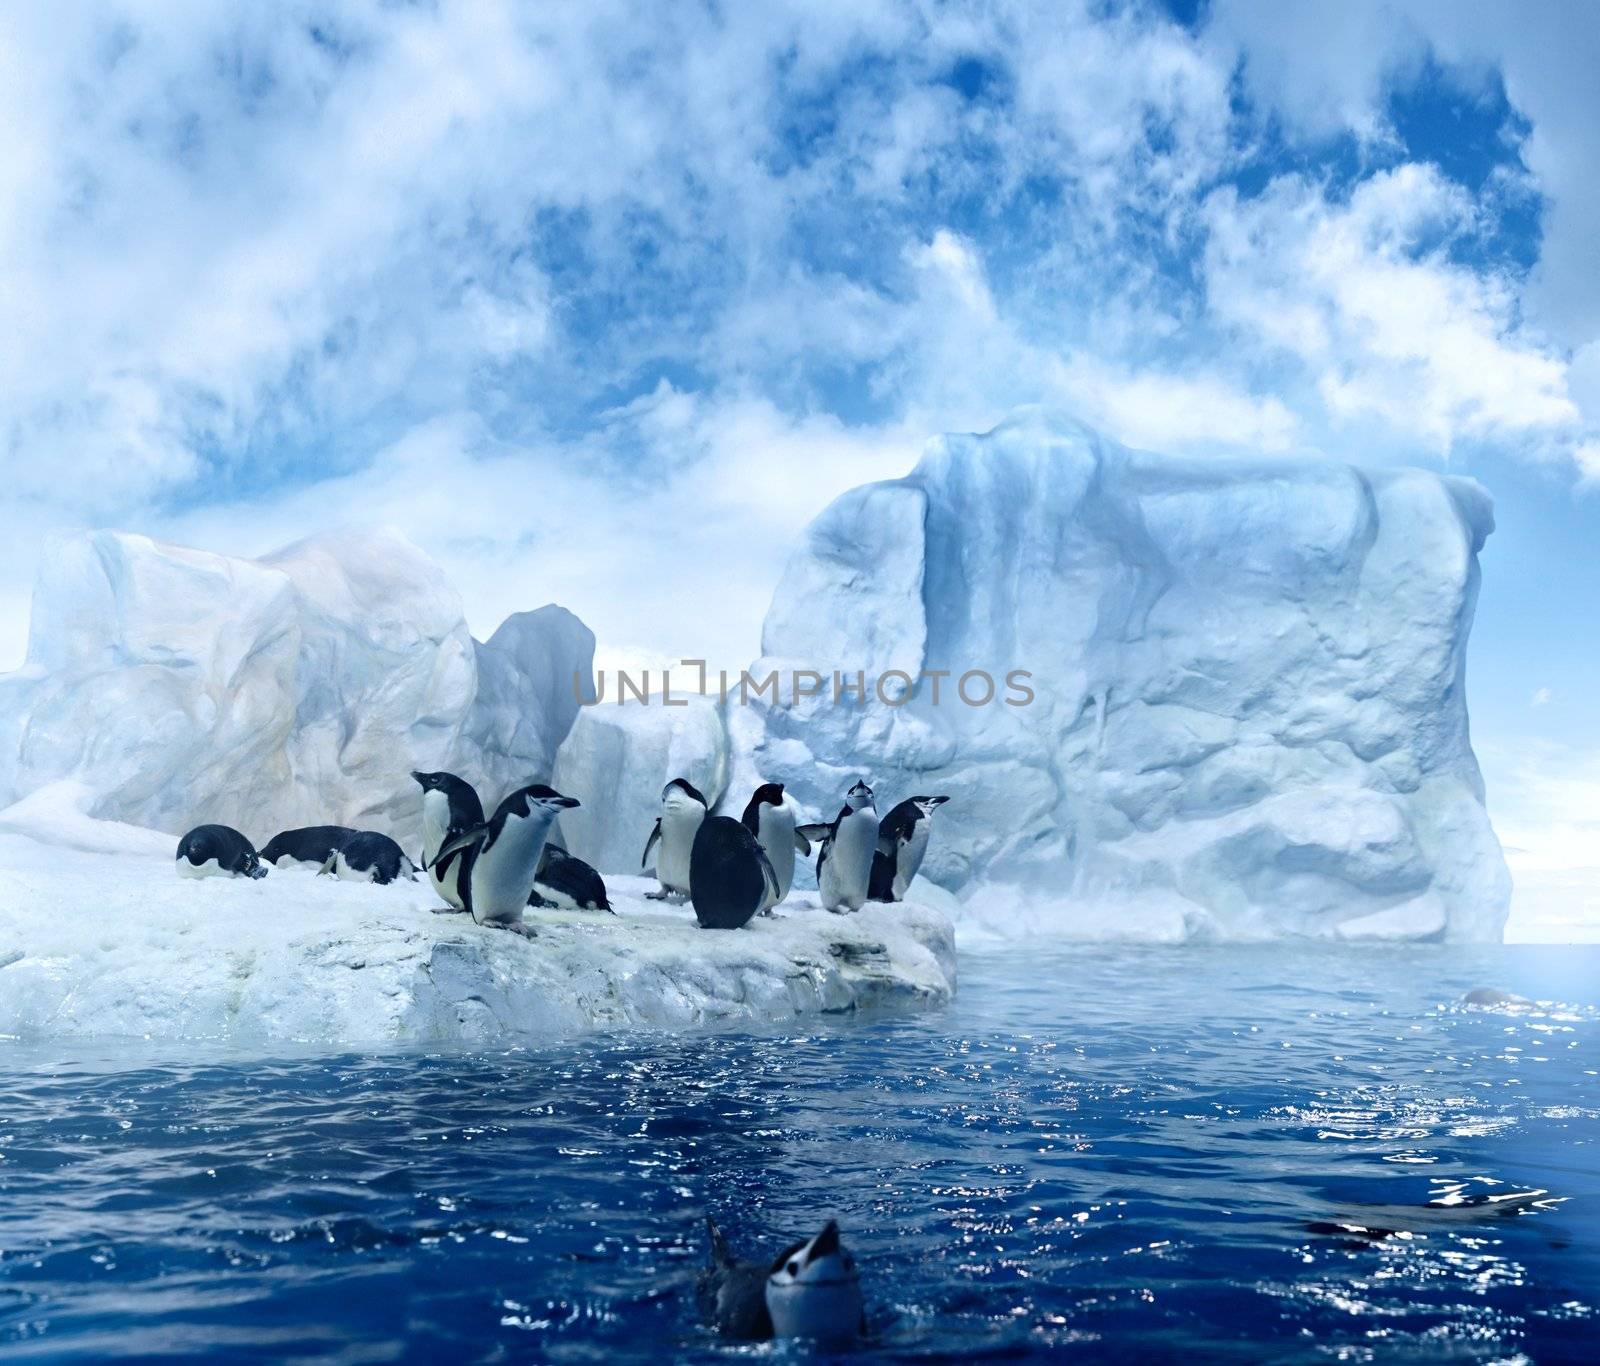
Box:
1203 164 1582 455
1531 686 1552 708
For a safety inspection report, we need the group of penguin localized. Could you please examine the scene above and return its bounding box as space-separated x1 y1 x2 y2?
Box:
174 769 949 935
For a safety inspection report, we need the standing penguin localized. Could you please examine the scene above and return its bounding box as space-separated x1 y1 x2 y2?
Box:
689 816 780 930
740 782 810 914
412 771 485 911
641 778 707 901
868 795 950 902
175 824 267 880
430 784 580 935
798 780 878 914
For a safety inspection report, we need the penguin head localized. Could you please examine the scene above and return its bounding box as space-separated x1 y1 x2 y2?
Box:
504 783 581 820
750 782 785 809
845 779 874 811
662 777 708 808
912 795 949 819
764 1220 862 1343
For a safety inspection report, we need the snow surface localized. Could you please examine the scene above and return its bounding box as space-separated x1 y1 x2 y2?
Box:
0 806 955 1046
0 529 593 850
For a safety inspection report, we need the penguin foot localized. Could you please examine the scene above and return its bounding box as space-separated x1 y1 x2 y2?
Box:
429 905 469 916
503 921 538 939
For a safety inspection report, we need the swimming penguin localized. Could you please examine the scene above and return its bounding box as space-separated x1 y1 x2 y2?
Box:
529 845 612 912
175 824 267 880
430 783 580 935
868 795 949 902
641 778 707 901
412 771 485 911
689 816 780 930
740 782 810 913
319 830 417 885
1307 1187 1560 1242
798 779 878 913
259 825 359 870
698 1218 863 1345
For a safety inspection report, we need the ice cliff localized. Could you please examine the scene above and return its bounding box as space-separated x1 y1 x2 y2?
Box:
0 529 592 849
733 410 1510 942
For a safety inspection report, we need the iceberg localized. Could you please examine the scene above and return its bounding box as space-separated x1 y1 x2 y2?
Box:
0 816 954 1044
737 410 1510 942
0 528 593 850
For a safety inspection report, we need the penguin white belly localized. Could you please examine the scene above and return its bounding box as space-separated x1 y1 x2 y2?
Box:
421 792 467 910
820 810 877 912
177 857 226 880
331 852 376 883
531 880 580 910
657 805 703 894
894 822 932 900
469 822 549 925
756 803 798 907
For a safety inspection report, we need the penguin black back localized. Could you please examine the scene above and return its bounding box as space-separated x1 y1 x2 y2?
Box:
690 817 779 930
260 825 358 868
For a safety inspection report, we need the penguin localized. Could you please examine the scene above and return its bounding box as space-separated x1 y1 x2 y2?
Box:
430 783 580 935
412 771 485 911
320 830 416 885
689 816 780 930
764 1220 866 1346
175 824 267 880
259 825 359 870
867 795 949 902
740 782 810 913
641 778 707 901
698 1218 864 1345
797 779 878 914
528 845 612 912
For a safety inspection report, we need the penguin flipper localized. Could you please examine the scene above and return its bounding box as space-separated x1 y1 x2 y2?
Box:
432 823 487 871
795 823 832 843
707 1216 733 1267
754 844 780 908
317 852 337 877
793 829 811 855
641 819 661 870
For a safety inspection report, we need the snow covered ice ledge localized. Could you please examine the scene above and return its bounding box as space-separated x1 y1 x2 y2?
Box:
0 824 955 1047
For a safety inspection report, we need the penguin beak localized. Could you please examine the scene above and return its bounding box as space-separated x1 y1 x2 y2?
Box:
931 795 950 806
555 795 581 809
809 1220 841 1260
410 771 427 786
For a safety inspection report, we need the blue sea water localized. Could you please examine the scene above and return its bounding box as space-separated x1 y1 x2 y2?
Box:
0 944 1596 1362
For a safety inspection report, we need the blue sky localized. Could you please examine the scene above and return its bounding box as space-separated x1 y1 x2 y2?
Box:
1 1 1597 929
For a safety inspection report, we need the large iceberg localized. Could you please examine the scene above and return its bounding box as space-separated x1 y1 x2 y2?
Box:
735 411 1510 942
0 529 593 849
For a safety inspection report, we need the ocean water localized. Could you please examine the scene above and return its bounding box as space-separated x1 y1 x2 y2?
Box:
0 944 1595 1362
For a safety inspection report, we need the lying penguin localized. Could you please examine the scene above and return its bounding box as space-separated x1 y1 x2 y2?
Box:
868 795 949 902
799 779 878 913
642 778 707 901
319 830 417 885
430 783 581 936
690 816 779 929
740 782 809 913
412 770 485 911
176 824 268 880
528 844 612 913
698 1218 864 1346
260 824 360 870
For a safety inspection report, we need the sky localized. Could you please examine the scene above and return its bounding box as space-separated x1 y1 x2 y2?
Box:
1 1 1596 935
